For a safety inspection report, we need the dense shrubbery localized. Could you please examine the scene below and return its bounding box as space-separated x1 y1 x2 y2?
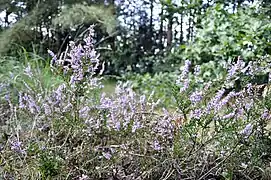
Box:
179 4 271 65
0 26 271 180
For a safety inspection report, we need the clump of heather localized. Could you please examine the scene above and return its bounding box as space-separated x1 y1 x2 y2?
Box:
1 26 271 180
0 26 174 179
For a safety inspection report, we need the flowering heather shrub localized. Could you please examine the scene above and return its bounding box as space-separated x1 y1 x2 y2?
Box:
1 26 271 179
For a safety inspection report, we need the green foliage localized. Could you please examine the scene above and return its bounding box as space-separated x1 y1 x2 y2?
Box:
181 4 271 64
0 50 64 104
52 4 116 34
121 72 178 108
38 151 63 179
0 16 40 55
0 1 116 56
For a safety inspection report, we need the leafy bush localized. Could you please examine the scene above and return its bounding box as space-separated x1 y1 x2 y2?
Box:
1 25 271 180
181 4 271 64
120 72 178 108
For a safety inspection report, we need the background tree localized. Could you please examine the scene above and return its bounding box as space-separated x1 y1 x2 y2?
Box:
0 0 270 75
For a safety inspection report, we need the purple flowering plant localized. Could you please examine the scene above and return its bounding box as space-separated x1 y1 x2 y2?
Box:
0 26 178 179
1 25 271 179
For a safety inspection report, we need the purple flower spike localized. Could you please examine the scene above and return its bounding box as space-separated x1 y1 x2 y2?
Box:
152 140 161 151
10 140 26 154
190 109 203 119
240 123 253 137
190 91 203 105
222 112 235 119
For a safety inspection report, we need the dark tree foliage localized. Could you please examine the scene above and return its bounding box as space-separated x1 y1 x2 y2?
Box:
0 0 270 74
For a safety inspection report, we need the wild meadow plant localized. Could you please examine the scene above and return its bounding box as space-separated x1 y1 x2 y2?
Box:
0 26 271 179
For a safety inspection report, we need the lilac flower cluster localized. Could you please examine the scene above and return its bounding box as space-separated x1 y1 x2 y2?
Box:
15 27 106 137
189 108 203 119
24 63 33 77
222 112 235 119
216 91 238 112
189 91 203 105
206 89 225 113
10 139 26 154
102 151 112 160
177 60 191 92
246 61 262 76
152 140 161 151
240 123 253 137
261 109 270 120
245 83 253 96
19 92 40 114
97 85 158 132
153 108 174 139
48 25 103 89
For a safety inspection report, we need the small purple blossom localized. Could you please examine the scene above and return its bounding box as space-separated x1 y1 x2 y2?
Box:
261 109 270 119
132 121 141 133
206 89 225 112
244 99 254 111
10 140 25 154
177 60 191 89
43 103 51 115
79 106 90 118
102 152 112 160
19 93 40 114
216 91 236 112
246 83 253 96
5 93 10 101
152 140 161 151
24 64 33 77
183 60 191 75
190 109 203 119
63 103 73 112
140 95 146 104
99 93 113 109
236 108 244 117
53 84 66 104
114 121 121 131
190 91 203 104
19 92 25 108
48 49 57 66
104 0 109 6
240 123 253 137
179 79 190 92
222 112 235 119
228 66 237 78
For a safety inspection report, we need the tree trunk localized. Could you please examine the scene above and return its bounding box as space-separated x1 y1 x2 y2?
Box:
167 15 173 48
158 6 164 50
180 13 184 44
149 0 154 53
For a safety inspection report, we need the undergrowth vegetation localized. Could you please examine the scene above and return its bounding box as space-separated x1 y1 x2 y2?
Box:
1 26 271 180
